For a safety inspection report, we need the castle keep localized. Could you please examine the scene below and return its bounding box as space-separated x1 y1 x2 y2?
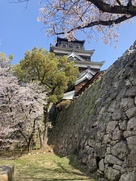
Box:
50 37 105 99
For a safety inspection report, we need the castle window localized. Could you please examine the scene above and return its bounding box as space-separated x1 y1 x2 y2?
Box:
69 44 73 48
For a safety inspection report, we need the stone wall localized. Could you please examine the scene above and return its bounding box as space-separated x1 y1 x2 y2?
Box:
48 42 136 181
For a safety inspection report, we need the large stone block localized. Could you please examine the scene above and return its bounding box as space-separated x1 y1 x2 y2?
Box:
106 121 118 133
104 154 122 166
126 136 136 149
0 165 14 181
104 167 120 181
127 116 136 131
111 141 128 160
119 172 136 181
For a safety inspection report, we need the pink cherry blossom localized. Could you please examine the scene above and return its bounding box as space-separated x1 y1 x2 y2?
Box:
38 0 136 44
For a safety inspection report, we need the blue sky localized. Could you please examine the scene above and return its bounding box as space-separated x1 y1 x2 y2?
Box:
0 0 136 70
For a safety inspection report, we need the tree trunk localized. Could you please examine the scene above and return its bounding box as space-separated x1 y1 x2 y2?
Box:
38 126 43 149
28 118 36 152
19 119 36 153
28 140 32 153
42 106 49 149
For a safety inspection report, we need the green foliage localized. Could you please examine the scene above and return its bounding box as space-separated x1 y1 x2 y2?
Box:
13 47 79 105
0 52 13 67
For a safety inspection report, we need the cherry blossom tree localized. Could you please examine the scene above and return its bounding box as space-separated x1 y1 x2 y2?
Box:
0 53 46 152
10 0 136 44
12 82 46 152
37 0 136 44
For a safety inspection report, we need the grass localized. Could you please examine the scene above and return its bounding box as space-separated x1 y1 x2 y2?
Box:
0 150 96 181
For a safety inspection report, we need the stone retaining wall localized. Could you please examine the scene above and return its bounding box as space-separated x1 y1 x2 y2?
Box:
49 42 136 181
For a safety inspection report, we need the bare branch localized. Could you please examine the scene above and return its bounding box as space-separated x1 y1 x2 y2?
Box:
8 0 29 9
116 0 122 6
9 0 29 2
127 0 133 6
55 14 134 35
88 0 136 15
